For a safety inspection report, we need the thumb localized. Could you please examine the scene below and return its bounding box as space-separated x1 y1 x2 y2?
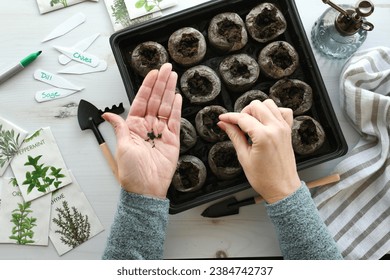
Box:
102 112 130 145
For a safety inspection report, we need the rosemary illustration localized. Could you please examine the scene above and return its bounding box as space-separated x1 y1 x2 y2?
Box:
135 0 163 12
111 0 131 26
9 202 37 245
52 200 91 248
50 0 68 8
0 124 21 168
22 155 66 194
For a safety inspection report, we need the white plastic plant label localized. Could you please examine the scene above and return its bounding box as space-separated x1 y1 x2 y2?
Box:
34 69 84 91
0 115 28 176
36 0 99 15
0 177 51 246
10 127 72 202
58 33 100 65
49 171 104 256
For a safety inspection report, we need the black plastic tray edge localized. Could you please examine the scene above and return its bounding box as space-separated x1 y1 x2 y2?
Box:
109 0 230 101
109 0 348 214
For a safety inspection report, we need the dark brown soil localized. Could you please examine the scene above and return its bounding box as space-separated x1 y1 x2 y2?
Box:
202 111 223 134
270 44 293 69
139 45 160 68
177 33 200 57
217 19 242 43
188 72 213 96
178 162 200 189
230 59 251 79
278 84 304 111
213 148 240 168
254 8 285 40
298 119 319 145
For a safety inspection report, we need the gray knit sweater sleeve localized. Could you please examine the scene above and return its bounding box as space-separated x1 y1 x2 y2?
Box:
266 182 343 260
102 182 342 260
102 189 169 260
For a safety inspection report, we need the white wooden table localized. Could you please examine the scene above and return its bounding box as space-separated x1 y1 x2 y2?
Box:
0 0 388 259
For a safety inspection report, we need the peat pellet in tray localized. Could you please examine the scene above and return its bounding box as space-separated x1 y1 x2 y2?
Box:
110 0 347 213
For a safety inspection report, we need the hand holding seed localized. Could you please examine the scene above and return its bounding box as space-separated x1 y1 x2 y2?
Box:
103 63 182 198
218 99 301 203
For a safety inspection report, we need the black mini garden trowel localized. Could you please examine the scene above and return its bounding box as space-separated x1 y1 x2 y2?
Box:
77 99 124 181
201 173 341 218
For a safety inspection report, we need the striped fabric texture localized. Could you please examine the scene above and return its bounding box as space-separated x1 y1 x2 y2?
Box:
313 47 390 260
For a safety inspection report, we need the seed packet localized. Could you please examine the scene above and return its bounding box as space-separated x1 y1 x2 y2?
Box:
10 127 72 202
49 171 104 256
0 177 51 246
103 0 162 31
36 0 99 14
124 0 177 19
0 116 28 176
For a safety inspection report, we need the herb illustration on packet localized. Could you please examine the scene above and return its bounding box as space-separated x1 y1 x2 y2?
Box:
49 171 104 256
125 0 177 19
0 177 51 246
10 127 72 202
0 116 28 176
36 0 99 14
104 0 162 31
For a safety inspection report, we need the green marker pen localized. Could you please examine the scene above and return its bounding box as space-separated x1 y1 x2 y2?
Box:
0 51 42 85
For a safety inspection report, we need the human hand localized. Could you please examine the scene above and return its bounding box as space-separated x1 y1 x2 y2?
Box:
218 99 301 203
103 63 182 199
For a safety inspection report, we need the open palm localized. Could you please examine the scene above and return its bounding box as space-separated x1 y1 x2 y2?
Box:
103 63 182 198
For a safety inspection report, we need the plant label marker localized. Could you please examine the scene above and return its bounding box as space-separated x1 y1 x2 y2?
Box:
35 88 79 103
59 33 100 65
34 69 84 91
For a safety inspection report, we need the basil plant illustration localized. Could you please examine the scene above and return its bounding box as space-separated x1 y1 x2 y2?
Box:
50 0 68 8
0 124 21 168
22 155 66 194
52 200 91 248
9 202 37 245
135 0 163 12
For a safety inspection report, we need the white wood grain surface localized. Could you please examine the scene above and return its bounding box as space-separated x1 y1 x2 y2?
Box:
0 0 388 259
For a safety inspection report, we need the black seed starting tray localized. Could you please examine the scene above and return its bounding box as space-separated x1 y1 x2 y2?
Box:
110 0 348 214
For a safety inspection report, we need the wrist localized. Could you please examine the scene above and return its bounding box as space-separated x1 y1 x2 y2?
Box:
262 177 301 204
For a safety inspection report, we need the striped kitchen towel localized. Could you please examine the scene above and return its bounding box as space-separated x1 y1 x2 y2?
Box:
313 47 390 260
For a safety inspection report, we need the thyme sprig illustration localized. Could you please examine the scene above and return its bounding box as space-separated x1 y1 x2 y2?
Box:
52 200 91 248
135 0 163 12
0 124 21 168
9 202 37 245
22 155 66 194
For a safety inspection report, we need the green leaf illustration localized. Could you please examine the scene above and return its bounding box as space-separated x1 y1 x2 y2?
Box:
22 155 66 194
50 0 68 8
135 0 163 12
9 202 37 245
